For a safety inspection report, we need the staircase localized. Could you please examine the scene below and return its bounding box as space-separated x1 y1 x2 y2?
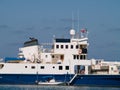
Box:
67 74 77 85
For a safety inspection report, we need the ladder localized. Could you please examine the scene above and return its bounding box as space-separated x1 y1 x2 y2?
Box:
67 74 77 85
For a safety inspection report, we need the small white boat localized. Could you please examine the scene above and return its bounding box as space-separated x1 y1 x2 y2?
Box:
38 79 64 85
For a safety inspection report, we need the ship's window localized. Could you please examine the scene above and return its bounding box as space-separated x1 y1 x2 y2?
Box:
25 66 27 68
66 66 69 70
61 45 64 49
55 39 70 43
82 48 87 54
73 55 81 60
31 66 35 69
80 45 87 48
59 66 63 70
71 45 73 49
41 66 45 69
60 55 64 60
52 55 54 58
80 55 82 59
73 55 76 59
56 45 59 49
80 55 86 60
66 45 68 49
76 45 79 49
84 55 86 59
77 55 79 59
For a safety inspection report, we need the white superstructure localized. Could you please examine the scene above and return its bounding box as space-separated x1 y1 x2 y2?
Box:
0 28 120 77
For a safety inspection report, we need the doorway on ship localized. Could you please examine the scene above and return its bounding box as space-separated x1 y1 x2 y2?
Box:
74 65 85 74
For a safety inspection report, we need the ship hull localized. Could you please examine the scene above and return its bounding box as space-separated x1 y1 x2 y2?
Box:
71 75 120 86
0 74 70 85
0 74 120 86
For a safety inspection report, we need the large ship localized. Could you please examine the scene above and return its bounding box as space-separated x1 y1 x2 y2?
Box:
0 28 120 86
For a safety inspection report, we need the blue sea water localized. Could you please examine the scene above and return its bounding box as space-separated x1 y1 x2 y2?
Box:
0 85 120 90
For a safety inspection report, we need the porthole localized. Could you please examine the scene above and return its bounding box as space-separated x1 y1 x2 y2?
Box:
53 66 55 69
31 66 35 69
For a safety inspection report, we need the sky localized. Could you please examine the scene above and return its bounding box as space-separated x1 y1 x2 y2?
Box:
0 0 120 61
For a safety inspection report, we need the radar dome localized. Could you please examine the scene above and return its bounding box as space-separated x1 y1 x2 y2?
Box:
70 29 75 36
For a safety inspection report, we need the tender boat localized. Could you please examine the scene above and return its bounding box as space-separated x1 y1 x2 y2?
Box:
38 78 64 85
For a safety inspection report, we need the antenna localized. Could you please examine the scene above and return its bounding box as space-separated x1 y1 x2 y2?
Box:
72 12 74 29
70 12 75 39
77 10 80 32
76 10 80 38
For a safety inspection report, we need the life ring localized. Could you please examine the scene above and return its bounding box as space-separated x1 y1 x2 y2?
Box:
78 49 82 54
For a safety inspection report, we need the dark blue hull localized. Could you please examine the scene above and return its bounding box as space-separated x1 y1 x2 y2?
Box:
0 74 71 85
0 74 120 86
71 75 120 86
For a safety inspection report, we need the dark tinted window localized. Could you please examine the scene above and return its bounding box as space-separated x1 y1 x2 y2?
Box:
66 45 68 49
41 66 45 69
71 45 73 49
56 45 59 49
59 66 63 70
61 45 64 49
66 66 69 70
31 66 35 69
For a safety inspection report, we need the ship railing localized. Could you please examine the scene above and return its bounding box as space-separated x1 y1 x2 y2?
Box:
41 49 54 53
40 43 54 53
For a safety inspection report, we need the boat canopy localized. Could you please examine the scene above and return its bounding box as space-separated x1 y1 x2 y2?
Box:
4 57 25 62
